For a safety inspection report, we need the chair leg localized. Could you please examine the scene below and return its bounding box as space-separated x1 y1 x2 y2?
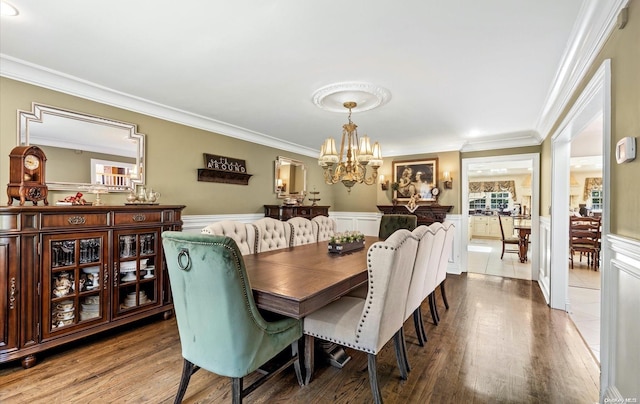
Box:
292 341 303 387
418 309 428 342
501 242 505 259
232 377 242 404
174 359 198 404
393 330 409 379
440 280 449 310
412 309 424 347
429 293 439 325
367 354 383 404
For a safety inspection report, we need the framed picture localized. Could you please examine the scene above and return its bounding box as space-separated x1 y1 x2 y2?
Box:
392 158 438 202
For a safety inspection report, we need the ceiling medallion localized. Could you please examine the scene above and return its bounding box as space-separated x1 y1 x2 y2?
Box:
312 82 391 113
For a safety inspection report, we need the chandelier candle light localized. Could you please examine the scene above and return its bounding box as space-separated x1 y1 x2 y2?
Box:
318 102 383 192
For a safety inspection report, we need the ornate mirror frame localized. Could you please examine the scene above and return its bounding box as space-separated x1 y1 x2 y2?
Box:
17 103 145 192
274 156 307 198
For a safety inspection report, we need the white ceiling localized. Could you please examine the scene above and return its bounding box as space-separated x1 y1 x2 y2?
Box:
0 1 624 158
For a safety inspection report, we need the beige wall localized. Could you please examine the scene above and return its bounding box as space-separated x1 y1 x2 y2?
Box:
0 78 336 215
540 0 640 239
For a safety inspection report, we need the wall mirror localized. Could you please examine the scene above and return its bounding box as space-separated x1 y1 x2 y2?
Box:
18 103 145 192
274 156 307 198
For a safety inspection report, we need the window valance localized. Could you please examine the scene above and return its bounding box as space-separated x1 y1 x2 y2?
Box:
468 180 516 200
583 177 602 200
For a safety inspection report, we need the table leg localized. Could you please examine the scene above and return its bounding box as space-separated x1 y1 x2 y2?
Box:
304 335 315 385
517 229 528 263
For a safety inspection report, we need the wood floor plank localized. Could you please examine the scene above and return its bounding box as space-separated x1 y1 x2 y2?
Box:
0 273 600 403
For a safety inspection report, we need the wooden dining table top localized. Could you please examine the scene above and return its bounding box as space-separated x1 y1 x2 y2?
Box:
243 236 378 319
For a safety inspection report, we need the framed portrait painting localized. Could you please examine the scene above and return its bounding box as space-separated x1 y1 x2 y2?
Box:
392 158 438 202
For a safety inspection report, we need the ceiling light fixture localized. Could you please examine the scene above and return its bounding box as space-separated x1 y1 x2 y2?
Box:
0 1 19 16
318 101 382 192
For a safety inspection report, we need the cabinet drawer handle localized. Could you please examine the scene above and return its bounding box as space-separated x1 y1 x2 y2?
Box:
67 216 86 225
9 277 16 310
132 214 146 222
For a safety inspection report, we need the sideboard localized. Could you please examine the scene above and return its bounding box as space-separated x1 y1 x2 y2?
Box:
377 204 453 225
0 204 185 368
264 205 330 221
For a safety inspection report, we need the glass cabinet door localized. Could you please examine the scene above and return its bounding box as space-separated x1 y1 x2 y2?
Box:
113 229 161 317
42 232 109 340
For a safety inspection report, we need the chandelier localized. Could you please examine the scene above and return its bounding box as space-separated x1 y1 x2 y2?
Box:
318 101 383 192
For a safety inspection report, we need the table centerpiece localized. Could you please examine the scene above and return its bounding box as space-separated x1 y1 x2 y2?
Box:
328 231 366 254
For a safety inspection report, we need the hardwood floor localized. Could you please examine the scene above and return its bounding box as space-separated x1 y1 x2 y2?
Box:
0 273 599 403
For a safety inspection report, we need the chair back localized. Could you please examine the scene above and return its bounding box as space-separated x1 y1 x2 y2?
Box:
288 217 318 246
378 214 418 240
436 221 455 285
311 215 336 241
252 217 292 252
423 222 446 300
498 215 510 241
570 216 601 250
161 232 301 378
201 220 256 255
359 229 418 352
404 225 435 320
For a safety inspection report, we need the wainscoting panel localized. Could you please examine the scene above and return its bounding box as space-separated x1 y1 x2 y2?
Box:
603 234 640 402
330 211 382 237
182 213 264 233
183 211 462 274
538 216 551 304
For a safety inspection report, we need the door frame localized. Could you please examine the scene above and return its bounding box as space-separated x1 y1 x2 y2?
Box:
461 153 540 280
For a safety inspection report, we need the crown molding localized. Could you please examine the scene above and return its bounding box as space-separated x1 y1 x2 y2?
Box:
535 0 629 141
0 54 319 158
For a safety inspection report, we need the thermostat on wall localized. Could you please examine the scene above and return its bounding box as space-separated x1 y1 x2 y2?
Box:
616 136 636 164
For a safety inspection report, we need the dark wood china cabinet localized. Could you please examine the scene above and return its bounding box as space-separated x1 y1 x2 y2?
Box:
0 205 184 368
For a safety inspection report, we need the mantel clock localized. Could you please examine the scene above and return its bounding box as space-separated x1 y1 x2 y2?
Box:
7 145 49 206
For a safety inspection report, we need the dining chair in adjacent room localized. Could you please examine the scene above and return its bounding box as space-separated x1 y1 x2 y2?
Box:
161 232 303 404
303 229 418 403
499 215 519 259
201 220 256 255
288 217 318 246
569 216 601 269
311 215 337 241
252 217 293 252
378 214 418 240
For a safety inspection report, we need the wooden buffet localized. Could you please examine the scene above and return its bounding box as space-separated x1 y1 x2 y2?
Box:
0 204 185 368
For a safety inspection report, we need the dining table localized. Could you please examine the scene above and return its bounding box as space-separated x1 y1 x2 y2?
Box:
243 236 377 384
513 223 531 263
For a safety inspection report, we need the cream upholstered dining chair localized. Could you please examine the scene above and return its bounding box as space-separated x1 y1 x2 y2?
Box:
201 220 256 255
161 232 303 404
311 215 336 241
404 225 436 347
423 222 446 325
252 217 292 252
303 229 418 404
287 217 318 246
434 221 455 316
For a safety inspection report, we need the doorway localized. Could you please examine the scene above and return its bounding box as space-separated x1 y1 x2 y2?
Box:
461 153 540 282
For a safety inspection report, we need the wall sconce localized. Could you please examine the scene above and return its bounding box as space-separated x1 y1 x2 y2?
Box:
379 175 389 190
277 178 286 193
443 171 453 189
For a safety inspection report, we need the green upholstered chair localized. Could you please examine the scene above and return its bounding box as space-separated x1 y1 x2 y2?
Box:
378 214 418 240
161 232 303 404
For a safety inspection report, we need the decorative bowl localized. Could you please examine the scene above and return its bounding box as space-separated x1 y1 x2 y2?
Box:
56 311 75 320
119 261 136 271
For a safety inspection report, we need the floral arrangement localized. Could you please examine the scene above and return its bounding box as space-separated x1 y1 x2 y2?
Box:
58 192 89 205
329 231 365 244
